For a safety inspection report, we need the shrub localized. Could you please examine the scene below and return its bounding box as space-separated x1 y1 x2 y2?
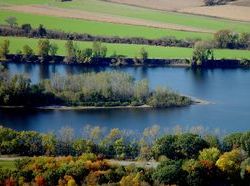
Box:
175 133 209 159
22 45 34 60
152 133 208 160
240 158 250 182
5 17 17 28
152 159 184 185
192 41 214 66
37 39 50 60
0 39 10 60
214 30 239 49
92 41 107 58
223 132 242 151
199 147 221 163
216 149 245 174
21 24 32 33
147 87 191 108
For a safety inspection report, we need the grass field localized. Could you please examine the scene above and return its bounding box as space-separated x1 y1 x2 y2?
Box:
0 10 212 40
2 36 250 59
1 0 250 33
0 160 15 170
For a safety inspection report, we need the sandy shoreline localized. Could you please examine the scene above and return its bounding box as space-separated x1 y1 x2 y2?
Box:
36 104 152 110
0 97 210 110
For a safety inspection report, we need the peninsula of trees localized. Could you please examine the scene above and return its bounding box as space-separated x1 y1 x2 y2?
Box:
0 66 191 108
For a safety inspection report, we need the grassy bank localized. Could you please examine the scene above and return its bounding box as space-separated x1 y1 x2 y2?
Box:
2 36 250 59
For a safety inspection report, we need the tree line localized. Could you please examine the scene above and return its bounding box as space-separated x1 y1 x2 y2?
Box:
1 126 250 185
0 38 150 65
204 0 234 6
0 23 196 48
0 67 191 107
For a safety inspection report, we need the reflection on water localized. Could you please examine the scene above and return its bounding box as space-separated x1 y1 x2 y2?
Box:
1 62 250 134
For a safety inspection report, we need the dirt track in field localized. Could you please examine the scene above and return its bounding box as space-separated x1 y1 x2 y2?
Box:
1 5 213 33
179 5 250 22
104 0 204 11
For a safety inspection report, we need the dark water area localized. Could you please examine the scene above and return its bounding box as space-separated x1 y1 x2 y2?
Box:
1 62 250 134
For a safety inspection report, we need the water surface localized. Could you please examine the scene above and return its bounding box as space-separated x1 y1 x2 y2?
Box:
1 62 250 134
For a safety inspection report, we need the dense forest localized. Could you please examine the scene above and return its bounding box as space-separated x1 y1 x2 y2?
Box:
0 66 191 107
1 126 250 185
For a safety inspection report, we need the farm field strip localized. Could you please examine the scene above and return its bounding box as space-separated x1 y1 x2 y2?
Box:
1 5 212 33
0 10 212 40
179 5 250 22
2 36 250 60
104 0 203 11
1 0 250 33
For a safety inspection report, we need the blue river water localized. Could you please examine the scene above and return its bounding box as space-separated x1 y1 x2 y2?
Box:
0 62 250 134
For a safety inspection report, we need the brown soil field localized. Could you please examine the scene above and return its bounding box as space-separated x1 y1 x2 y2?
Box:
105 0 204 11
1 5 213 33
179 5 250 22
231 0 250 6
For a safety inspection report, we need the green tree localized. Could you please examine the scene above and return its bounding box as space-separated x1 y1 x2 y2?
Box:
198 147 221 163
139 47 148 61
216 149 245 174
151 134 177 160
239 32 250 49
153 159 184 185
223 132 242 151
42 133 56 156
92 42 107 58
37 24 47 37
65 40 76 63
175 133 209 159
204 134 220 148
5 16 17 27
76 48 93 63
152 133 208 160
49 43 58 57
72 139 88 155
214 29 239 49
22 45 34 59
37 39 50 60
192 41 214 66
21 24 32 34
0 40 10 60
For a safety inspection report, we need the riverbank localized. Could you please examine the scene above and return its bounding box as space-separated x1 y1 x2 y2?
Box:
0 97 209 111
2 54 191 67
2 54 250 68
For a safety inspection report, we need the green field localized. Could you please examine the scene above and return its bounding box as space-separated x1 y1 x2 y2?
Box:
0 10 211 40
2 36 250 59
0 160 15 170
1 0 250 33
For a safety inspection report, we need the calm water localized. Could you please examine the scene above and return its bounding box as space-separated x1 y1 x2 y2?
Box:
1 62 250 134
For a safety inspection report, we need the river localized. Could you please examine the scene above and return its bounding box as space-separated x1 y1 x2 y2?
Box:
0 62 250 134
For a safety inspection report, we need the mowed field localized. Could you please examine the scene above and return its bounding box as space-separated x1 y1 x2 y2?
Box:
3 36 250 59
0 10 211 40
2 5 212 33
0 0 249 60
